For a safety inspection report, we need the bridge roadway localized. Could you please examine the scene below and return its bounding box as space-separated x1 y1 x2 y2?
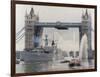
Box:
30 22 84 28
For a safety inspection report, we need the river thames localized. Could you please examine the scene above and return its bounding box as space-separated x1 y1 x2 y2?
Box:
16 59 94 73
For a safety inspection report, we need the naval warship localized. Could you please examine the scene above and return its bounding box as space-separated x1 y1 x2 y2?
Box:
20 34 64 63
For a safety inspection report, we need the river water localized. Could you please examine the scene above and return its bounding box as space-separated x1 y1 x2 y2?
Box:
16 59 94 73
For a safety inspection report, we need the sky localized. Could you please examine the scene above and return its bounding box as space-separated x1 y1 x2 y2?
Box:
16 4 95 52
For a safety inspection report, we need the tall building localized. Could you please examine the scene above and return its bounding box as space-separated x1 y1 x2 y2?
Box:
81 9 92 59
25 8 42 50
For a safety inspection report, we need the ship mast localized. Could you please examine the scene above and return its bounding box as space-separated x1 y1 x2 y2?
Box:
52 31 55 47
45 34 48 47
73 29 76 58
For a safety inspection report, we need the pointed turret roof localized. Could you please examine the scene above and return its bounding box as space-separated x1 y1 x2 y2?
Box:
82 9 89 20
85 9 89 19
85 9 88 16
30 7 34 18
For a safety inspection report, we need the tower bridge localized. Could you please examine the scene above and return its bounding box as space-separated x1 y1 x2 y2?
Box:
16 8 93 59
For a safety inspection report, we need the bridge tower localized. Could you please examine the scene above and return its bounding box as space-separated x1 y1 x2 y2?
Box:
81 9 92 59
25 8 40 50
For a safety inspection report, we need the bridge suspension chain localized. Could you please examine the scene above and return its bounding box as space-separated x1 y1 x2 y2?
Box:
16 26 25 37
16 32 25 43
16 26 25 43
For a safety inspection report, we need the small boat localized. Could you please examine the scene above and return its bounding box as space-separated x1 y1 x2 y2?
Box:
60 57 72 63
68 58 81 67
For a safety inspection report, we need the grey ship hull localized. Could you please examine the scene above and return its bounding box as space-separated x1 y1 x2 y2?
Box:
20 47 54 63
21 51 53 63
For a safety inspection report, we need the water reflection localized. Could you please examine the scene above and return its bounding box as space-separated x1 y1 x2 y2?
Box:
16 60 94 73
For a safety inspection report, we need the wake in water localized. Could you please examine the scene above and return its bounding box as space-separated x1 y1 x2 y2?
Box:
79 34 89 67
